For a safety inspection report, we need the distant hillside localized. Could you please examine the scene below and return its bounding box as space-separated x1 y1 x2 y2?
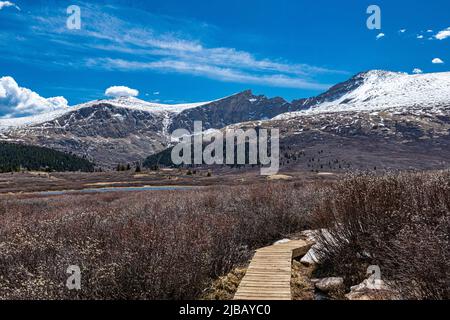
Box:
143 130 269 169
143 147 175 169
0 142 95 173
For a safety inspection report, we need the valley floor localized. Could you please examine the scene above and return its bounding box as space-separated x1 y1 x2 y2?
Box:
0 167 340 195
0 169 447 300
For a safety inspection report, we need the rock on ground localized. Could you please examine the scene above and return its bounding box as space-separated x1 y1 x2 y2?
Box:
314 277 344 293
299 229 334 266
345 279 400 300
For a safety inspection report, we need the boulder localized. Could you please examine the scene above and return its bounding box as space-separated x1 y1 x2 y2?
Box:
345 279 399 300
300 248 320 265
299 229 334 266
314 277 344 293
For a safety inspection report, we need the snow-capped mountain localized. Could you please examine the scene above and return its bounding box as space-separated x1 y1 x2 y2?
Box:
230 70 450 172
74 96 215 114
0 96 211 131
0 91 292 166
0 70 449 168
277 70 450 119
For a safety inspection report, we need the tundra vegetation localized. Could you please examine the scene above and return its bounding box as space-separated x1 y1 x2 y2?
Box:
0 183 316 299
0 170 448 300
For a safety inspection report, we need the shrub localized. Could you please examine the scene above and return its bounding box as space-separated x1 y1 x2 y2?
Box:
313 171 449 300
0 182 316 300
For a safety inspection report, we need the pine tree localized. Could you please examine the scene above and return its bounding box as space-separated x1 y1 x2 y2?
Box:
0 142 94 173
135 162 142 173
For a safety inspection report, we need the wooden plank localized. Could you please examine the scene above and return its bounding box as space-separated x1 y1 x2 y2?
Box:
234 240 311 301
239 279 287 283
235 289 291 294
235 293 292 297
235 298 291 301
235 294 291 298
238 284 288 288
240 276 290 279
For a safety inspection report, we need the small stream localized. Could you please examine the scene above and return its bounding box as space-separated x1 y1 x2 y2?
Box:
38 186 195 196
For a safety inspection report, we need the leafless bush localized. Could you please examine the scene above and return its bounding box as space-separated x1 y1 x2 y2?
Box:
313 171 449 300
0 182 316 300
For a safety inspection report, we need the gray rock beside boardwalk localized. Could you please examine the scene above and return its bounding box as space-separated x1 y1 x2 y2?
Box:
299 229 334 266
314 277 344 293
345 279 399 300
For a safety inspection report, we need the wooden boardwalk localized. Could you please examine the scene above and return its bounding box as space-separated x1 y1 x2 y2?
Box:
234 240 312 300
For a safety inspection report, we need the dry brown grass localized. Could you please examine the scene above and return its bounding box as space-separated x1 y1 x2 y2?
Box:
200 267 247 300
291 260 315 300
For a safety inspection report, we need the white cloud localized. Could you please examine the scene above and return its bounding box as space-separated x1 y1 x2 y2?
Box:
376 33 385 40
88 37 344 77
412 68 423 74
23 4 346 91
427 30 433 33
417 35 424 39
399 29 406 33
432 58 444 64
89 58 331 90
0 76 68 118
153 91 160 95
435 27 450 40
105 86 139 98
0 1 20 10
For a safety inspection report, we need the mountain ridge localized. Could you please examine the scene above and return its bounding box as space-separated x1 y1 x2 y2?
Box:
2 69 449 130
0 70 449 167
280 70 450 119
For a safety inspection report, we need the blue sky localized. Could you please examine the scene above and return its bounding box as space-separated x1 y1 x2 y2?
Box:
0 0 449 117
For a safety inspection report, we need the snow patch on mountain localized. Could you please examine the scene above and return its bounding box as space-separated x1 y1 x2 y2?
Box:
0 96 211 131
74 96 211 114
0 109 69 131
275 70 450 120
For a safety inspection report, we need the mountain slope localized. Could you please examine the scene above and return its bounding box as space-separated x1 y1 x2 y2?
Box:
0 91 293 167
168 90 292 132
232 71 450 172
146 71 450 172
0 103 170 166
0 97 211 132
281 70 450 118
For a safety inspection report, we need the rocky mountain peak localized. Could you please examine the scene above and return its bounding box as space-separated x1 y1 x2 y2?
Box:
355 69 406 80
277 70 450 120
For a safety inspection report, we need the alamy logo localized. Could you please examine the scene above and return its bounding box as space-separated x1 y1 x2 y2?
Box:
66 5 81 30
171 122 280 176
66 265 81 290
366 5 381 30
367 265 383 289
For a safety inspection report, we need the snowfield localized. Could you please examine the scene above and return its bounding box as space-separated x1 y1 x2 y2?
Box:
0 109 69 131
275 70 450 120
